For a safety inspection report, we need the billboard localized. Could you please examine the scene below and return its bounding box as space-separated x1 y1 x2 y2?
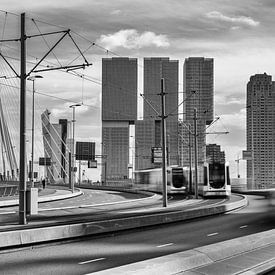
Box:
75 142 95 161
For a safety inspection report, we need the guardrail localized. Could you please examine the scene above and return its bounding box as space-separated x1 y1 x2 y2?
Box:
0 185 18 197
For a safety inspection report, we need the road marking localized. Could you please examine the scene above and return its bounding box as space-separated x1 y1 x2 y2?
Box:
240 225 248 229
157 243 174 248
78 258 106 265
207 232 218 237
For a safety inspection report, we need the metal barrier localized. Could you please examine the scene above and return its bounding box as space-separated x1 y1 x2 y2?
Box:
0 185 19 197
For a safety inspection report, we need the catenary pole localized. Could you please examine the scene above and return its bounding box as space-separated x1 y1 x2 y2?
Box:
194 108 198 199
161 78 167 207
19 13 27 224
188 124 192 194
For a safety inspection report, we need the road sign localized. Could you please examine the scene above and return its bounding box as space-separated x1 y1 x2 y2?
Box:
76 142 95 160
39 157 51 166
152 147 162 163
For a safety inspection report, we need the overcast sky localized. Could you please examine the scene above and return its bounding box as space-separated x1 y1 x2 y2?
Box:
1 0 275 180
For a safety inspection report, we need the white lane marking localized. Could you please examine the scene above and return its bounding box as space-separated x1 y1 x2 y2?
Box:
207 232 218 237
157 243 174 248
240 225 248 229
78 258 106 265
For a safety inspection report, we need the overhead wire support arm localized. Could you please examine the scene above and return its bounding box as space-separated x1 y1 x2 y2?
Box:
33 63 92 73
26 29 70 39
0 38 20 42
140 93 160 117
27 30 70 76
67 32 89 65
205 116 220 130
166 90 196 117
0 52 19 77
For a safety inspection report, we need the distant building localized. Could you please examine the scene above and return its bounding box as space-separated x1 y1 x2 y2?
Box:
183 57 214 124
136 57 179 169
246 73 275 188
206 144 225 164
101 57 137 181
41 110 69 183
135 120 161 170
180 57 214 166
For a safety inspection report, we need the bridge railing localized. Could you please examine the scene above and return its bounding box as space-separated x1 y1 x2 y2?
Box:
0 185 19 197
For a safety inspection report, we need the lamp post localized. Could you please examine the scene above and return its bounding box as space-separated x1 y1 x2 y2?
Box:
69 103 81 189
27 75 43 188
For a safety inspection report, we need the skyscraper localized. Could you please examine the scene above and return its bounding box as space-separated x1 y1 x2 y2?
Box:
183 57 214 124
101 57 137 181
181 57 214 166
138 57 179 168
246 73 275 188
206 143 225 164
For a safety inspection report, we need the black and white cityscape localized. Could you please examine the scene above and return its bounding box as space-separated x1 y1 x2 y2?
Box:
0 1 274 274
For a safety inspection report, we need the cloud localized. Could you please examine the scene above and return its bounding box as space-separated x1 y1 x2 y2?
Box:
206 11 260 27
110 9 121 15
97 29 170 50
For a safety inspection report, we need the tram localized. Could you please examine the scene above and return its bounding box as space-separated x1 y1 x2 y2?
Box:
198 162 231 197
134 162 231 197
134 166 189 194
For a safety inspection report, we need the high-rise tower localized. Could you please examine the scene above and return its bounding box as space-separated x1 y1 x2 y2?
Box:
181 57 214 166
101 57 137 181
136 57 179 169
246 73 275 188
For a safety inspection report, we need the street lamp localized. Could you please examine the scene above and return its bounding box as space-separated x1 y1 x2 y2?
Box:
27 75 43 188
69 103 81 188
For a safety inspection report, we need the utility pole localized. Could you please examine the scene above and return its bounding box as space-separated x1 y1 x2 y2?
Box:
193 108 198 199
0 13 92 224
160 78 167 207
19 13 27 224
188 124 192 194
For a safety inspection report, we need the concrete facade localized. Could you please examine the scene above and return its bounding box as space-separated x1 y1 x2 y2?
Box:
246 73 275 188
102 57 137 121
136 57 179 169
101 57 137 181
206 143 225 164
180 57 214 167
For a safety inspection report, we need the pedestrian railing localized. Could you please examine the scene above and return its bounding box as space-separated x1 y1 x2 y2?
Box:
0 185 19 197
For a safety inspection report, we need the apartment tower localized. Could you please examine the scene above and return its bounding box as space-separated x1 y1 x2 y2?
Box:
246 73 275 188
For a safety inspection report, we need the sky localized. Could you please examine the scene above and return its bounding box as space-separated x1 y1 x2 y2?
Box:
1 0 275 180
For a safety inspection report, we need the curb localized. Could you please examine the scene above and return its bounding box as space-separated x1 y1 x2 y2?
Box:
0 195 247 249
89 229 275 275
0 189 83 207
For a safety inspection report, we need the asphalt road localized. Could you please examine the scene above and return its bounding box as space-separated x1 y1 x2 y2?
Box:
0 188 228 229
0 194 273 274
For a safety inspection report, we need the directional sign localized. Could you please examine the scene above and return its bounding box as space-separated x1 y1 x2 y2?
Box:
152 147 162 163
76 142 95 161
39 157 51 166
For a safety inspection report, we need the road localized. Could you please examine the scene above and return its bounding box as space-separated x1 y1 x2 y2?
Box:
0 195 273 274
0 188 229 229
